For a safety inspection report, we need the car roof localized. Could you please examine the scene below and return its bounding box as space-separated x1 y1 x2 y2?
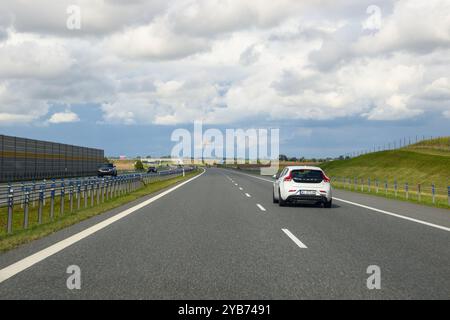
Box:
284 166 323 171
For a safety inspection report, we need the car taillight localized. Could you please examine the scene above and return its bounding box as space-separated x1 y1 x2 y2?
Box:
322 173 330 183
284 172 292 182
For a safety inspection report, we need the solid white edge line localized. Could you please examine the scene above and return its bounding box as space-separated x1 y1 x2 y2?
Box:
282 229 307 249
0 169 206 284
225 169 450 233
257 204 266 212
245 193 251 198
333 197 450 232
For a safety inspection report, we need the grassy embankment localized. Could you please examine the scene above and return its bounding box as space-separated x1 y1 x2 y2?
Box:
319 137 450 209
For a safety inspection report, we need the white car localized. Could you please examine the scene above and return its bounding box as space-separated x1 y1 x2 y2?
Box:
273 166 332 208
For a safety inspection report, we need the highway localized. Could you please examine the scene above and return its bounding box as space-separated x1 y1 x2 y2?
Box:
0 168 449 299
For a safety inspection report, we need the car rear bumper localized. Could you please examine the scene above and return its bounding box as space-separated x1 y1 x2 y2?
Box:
286 195 328 203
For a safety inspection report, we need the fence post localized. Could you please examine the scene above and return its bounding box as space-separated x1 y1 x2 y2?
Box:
77 181 81 210
394 180 398 198
38 184 44 224
418 183 421 202
368 178 371 192
97 180 100 205
361 178 364 192
106 178 109 201
91 180 95 207
50 181 56 220
6 185 14 234
101 178 105 203
21 182 25 209
60 180 65 215
376 179 379 193
432 184 436 204
69 181 74 213
448 186 450 206
384 179 388 196
23 188 30 229
43 180 47 206
32 182 36 208
405 182 409 200
84 181 88 209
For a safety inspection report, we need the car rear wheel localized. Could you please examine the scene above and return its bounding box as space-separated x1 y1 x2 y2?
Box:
273 189 279 203
278 189 286 207
324 199 332 208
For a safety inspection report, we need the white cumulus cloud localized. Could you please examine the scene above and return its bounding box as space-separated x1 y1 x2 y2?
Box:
48 111 80 124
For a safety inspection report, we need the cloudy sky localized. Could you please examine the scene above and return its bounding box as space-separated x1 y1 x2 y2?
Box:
0 0 449 157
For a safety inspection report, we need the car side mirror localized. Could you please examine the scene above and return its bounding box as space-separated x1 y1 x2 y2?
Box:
273 174 279 179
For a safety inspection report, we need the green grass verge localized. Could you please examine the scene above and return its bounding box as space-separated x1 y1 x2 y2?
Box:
320 149 450 197
332 180 450 210
0 170 200 253
320 138 450 209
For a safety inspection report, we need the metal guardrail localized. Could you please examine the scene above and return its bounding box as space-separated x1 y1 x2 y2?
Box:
0 167 195 234
331 176 450 207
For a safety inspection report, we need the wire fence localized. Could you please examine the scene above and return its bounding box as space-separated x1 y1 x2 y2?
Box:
0 167 195 235
331 176 450 209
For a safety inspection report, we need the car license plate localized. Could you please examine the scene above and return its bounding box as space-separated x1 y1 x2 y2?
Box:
299 190 316 195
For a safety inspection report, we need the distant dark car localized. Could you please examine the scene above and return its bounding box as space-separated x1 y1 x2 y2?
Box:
98 163 117 177
147 166 158 173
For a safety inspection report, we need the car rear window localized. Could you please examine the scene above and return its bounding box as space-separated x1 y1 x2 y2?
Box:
291 169 324 183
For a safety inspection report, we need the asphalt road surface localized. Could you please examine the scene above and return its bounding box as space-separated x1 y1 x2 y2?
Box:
0 168 449 299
